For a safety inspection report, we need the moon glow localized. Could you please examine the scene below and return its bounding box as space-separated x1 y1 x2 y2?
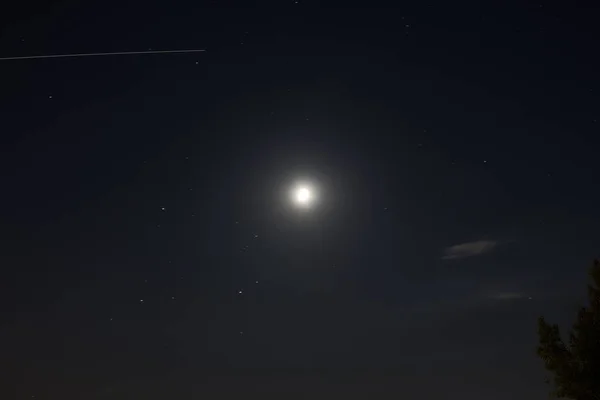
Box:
295 187 311 203
291 184 316 208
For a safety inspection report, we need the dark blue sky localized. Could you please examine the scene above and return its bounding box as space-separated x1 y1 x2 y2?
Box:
1 1 599 399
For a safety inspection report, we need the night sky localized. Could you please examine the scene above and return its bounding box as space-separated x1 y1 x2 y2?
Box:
2 1 599 399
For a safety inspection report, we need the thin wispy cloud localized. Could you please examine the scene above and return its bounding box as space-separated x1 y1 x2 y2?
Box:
441 240 498 260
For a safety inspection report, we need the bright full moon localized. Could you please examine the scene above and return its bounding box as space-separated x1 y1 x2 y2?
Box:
290 183 316 209
295 187 311 204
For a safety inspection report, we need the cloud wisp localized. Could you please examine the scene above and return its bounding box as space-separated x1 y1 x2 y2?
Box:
441 240 498 260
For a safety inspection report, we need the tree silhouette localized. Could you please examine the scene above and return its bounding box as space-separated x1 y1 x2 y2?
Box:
537 259 600 400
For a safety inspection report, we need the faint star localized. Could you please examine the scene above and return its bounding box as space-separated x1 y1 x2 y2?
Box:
172 296 176 300
140 299 144 303
238 290 243 294
483 160 487 163
161 207 166 211
254 234 258 238
255 280 259 284
48 95 53 99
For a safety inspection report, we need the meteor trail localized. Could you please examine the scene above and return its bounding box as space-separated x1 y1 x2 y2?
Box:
0 49 206 61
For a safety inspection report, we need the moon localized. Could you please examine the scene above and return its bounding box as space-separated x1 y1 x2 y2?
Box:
290 184 316 208
295 187 312 204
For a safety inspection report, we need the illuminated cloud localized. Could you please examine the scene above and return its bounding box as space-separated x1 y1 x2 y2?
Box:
441 240 498 260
